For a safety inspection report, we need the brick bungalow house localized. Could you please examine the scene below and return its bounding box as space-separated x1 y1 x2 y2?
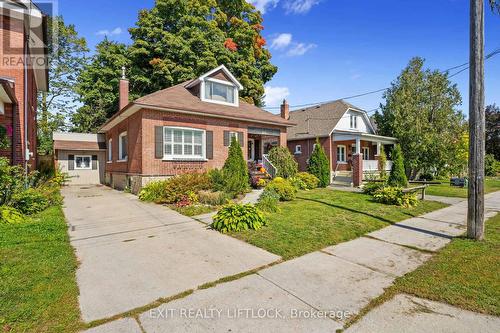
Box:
0 0 48 170
55 65 294 191
285 100 397 186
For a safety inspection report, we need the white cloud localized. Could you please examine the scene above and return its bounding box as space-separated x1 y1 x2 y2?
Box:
249 0 279 14
350 73 362 80
271 33 293 49
286 42 316 56
283 0 320 14
264 86 290 106
96 27 123 36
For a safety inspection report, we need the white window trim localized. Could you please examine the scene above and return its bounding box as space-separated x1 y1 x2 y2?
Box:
337 145 347 163
362 147 370 160
75 155 92 170
118 132 128 162
163 126 207 161
107 138 112 163
0 100 4 115
200 79 239 107
229 131 239 143
294 144 302 155
350 115 358 129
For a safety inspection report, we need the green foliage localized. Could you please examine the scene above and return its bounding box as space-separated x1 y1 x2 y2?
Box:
0 125 9 150
139 173 212 204
222 137 249 194
363 181 386 195
373 187 418 207
0 158 25 206
11 189 50 215
486 104 500 160
264 177 297 201
374 57 466 176
256 189 280 213
197 190 230 206
208 168 225 192
296 172 320 190
268 146 298 178
38 16 88 153
388 145 408 187
211 203 266 233
0 206 24 224
485 154 499 177
72 39 130 132
289 176 307 190
379 147 388 179
307 138 330 187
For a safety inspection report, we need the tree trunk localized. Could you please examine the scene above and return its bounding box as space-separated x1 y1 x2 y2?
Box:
467 0 485 240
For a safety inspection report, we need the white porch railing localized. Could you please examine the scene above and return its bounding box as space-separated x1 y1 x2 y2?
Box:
362 160 393 172
262 154 277 179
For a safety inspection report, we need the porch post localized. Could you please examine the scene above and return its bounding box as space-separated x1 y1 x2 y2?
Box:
375 142 381 171
352 137 363 187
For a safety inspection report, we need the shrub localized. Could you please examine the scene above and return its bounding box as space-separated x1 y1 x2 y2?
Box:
11 188 49 215
0 206 24 224
308 138 330 187
197 190 230 206
139 173 212 204
289 176 307 190
0 158 25 205
208 168 225 191
296 172 320 190
363 181 386 195
265 177 297 201
211 203 266 233
485 154 499 176
250 175 268 189
256 189 280 213
222 137 249 194
373 186 418 207
388 145 408 187
268 146 298 179
379 147 388 180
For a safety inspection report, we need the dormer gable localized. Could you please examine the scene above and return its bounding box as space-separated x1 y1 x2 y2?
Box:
186 65 242 107
334 108 376 134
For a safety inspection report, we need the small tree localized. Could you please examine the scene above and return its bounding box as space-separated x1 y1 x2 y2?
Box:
308 138 330 188
388 145 408 187
268 146 298 178
222 137 249 194
379 146 387 180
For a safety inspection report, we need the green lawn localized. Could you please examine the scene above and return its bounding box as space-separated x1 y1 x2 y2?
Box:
0 206 81 332
386 212 500 316
231 189 447 260
425 177 500 198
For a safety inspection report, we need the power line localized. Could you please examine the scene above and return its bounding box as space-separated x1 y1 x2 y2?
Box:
263 48 500 111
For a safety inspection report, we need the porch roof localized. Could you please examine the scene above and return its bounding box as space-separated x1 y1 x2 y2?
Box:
332 130 397 144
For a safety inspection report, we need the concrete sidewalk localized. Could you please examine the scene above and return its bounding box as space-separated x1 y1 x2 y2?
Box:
85 191 500 332
62 186 280 323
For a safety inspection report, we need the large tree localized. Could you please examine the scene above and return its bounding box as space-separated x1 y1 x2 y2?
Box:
37 16 88 154
485 104 500 160
73 0 277 133
374 57 466 177
71 40 130 133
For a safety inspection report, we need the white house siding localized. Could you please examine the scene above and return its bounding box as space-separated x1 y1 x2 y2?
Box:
57 150 105 185
335 109 373 134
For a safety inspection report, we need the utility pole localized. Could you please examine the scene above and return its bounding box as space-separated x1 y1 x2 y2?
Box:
467 0 485 240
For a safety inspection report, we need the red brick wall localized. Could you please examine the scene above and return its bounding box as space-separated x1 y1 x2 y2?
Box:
331 140 376 172
288 136 332 172
0 15 39 169
105 108 287 177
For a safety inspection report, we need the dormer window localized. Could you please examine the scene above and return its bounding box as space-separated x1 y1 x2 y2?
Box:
350 115 358 129
204 80 235 104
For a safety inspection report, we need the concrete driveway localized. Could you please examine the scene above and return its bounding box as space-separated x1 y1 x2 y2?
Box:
62 185 280 323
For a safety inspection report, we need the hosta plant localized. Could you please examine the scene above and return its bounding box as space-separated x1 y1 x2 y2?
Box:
211 203 266 233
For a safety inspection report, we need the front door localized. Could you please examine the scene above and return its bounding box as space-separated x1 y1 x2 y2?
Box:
248 139 255 161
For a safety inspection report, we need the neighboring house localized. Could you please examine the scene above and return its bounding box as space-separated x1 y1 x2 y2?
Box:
0 1 48 170
59 65 293 191
285 100 397 186
53 132 106 185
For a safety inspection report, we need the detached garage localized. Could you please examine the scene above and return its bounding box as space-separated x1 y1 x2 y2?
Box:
53 132 106 185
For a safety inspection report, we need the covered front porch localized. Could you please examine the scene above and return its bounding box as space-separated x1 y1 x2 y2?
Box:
332 131 397 186
246 126 285 178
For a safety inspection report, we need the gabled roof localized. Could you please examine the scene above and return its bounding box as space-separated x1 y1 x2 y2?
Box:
185 64 243 90
288 100 368 140
100 79 294 132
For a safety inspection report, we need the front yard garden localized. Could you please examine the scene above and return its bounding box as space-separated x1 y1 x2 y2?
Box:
0 159 81 332
230 189 446 259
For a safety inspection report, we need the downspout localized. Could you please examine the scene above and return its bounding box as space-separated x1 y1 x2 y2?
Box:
12 102 16 163
24 37 28 174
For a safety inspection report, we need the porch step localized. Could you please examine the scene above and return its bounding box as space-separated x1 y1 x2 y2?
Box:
335 171 352 177
332 176 353 185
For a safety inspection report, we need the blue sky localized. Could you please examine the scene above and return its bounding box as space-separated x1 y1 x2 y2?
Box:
56 0 500 115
